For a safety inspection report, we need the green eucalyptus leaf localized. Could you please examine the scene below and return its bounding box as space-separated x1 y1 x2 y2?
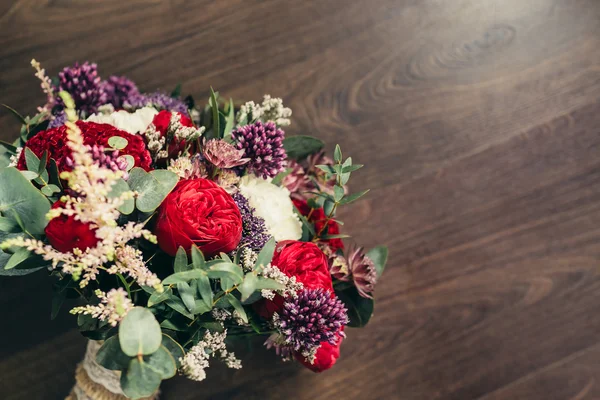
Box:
144 345 177 379
177 281 196 313
333 185 345 202
334 145 342 163
366 246 388 278
148 287 174 307
161 334 185 368
191 245 206 270
283 135 325 160
128 168 179 213
197 273 213 309
225 294 248 324
238 273 284 302
120 358 162 399
119 307 162 357
0 216 19 233
207 262 243 283
338 189 370 205
165 297 195 319
162 269 206 285
96 335 132 371
174 247 188 273
254 237 276 269
20 170 38 180
107 178 135 215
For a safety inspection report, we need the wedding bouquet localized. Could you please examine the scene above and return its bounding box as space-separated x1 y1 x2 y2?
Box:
0 60 388 399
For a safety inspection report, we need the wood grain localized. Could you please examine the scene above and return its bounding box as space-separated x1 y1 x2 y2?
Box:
2 0 600 399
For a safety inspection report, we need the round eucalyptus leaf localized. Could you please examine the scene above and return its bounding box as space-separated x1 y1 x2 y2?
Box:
119 307 162 357
108 136 129 150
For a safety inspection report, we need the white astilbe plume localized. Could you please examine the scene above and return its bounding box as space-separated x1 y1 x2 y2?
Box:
31 59 55 113
180 329 242 382
1 122 162 291
71 288 133 327
236 95 292 127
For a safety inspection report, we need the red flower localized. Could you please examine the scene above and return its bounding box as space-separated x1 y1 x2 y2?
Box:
255 240 332 318
150 110 193 157
292 199 344 251
154 178 242 257
45 201 99 253
295 331 344 372
17 121 152 172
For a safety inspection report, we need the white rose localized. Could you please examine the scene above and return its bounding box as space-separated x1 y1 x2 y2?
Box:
86 107 158 134
238 175 302 242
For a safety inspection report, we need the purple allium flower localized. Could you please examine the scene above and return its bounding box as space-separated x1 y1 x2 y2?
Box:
275 288 348 353
231 121 287 179
124 91 188 114
56 62 107 116
203 139 249 169
101 76 139 108
346 244 377 299
232 192 272 251
48 111 67 128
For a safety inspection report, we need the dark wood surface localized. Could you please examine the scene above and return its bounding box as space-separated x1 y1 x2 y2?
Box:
1 0 600 399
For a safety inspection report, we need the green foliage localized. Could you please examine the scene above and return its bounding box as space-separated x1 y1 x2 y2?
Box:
127 168 179 213
223 98 235 138
0 167 50 236
283 135 324 160
108 178 135 215
335 286 374 327
119 307 162 357
366 246 388 278
254 237 276 270
108 136 128 150
120 358 162 399
96 336 131 370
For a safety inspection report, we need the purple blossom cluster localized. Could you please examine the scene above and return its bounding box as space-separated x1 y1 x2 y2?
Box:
276 288 348 353
231 121 286 179
102 76 139 108
232 192 271 251
124 91 188 114
48 111 67 129
56 62 107 116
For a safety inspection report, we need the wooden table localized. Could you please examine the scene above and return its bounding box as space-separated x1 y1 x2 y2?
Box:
1 1 600 399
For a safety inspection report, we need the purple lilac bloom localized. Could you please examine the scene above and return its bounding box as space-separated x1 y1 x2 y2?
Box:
102 76 139 108
124 91 188 114
231 121 287 179
48 111 67 128
56 62 107 116
275 288 348 353
232 192 272 251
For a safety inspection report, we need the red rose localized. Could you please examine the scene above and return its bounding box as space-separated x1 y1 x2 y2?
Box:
154 178 242 257
295 332 344 372
292 199 344 251
17 121 152 172
150 110 193 158
45 201 99 253
255 240 332 318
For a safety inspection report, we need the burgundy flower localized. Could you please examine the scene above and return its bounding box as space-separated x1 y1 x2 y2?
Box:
346 244 377 299
282 160 313 199
203 139 249 169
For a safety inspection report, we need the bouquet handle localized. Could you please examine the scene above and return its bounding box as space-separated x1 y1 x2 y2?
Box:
66 340 159 400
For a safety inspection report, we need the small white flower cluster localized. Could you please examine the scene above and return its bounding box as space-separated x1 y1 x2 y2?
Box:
180 329 242 382
240 248 258 271
236 95 292 127
238 175 302 242
260 95 292 127
210 308 248 327
71 288 133 327
2 122 162 292
259 263 303 300
8 147 23 167
87 106 158 134
169 112 205 142
31 59 55 113
144 124 167 160
168 155 207 179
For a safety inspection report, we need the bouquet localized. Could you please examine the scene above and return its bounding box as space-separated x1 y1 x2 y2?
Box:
0 60 388 399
